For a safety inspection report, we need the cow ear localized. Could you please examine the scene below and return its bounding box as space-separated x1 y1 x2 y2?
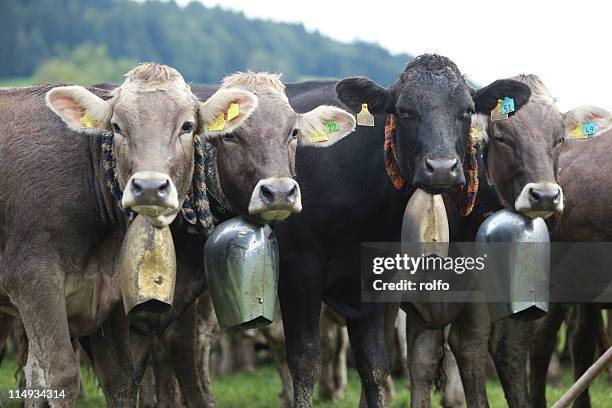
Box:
564 105 612 136
297 106 356 147
335 77 389 114
199 89 258 137
472 80 531 115
46 86 110 133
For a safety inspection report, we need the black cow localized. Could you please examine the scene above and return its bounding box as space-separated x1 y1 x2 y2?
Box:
274 54 531 407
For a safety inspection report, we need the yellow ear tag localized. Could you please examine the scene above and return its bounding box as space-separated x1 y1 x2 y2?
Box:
226 103 240 122
490 99 508 121
356 103 375 126
469 127 479 139
80 112 98 128
569 124 586 139
207 113 226 131
310 131 329 143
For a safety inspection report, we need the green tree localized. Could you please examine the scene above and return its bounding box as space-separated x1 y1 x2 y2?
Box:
33 43 137 85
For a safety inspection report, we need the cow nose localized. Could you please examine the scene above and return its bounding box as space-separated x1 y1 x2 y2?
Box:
122 171 180 218
131 177 171 200
515 182 564 219
259 182 298 205
249 177 303 221
414 155 464 192
529 187 561 207
425 157 460 175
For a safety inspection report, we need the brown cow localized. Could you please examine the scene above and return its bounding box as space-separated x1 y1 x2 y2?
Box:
129 72 358 407
0 63 260 407
469 74 612 408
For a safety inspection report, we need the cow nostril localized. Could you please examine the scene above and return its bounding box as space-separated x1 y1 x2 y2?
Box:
425 159 435 174
450 158 459 173
286 185 298 203
260 185 274 204
132 179 143 195
552 189 561 203
529 188 542 201
157 179 170 197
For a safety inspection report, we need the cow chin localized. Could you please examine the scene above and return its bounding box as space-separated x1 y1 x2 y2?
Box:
515 182 564 219
135 207 180 228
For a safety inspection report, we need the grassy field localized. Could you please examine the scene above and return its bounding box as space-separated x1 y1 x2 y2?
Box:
1 356 610 407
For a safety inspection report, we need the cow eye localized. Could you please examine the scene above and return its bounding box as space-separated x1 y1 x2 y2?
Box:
180 121 194 134
461 108 475 119
495 137 514 147
291 128 299 139
222 133 235 142
112 123 121 134
399 110 418 119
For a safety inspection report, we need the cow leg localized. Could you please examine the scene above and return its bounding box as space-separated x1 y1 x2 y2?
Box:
0 313 14 365
151 339 183 407
529 303 567 408
404 306 443 408
260 304 294 408
88 304 137 407
196 291 223 405
279 254 323 408
441 345 467 408
4 252 80 408
489 318 533 408
159 302 215 408
570 303 600 408
319 311 348 404
346 304 390 408
447 303 490 408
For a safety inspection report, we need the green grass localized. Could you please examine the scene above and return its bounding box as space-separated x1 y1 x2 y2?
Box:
1 356 610 407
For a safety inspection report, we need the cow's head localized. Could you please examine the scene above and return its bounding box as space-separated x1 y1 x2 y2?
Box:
336 54 531 195
477 75 564 218
46 63 257 227
206 72 356 224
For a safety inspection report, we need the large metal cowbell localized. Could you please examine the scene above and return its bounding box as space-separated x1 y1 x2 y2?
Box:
119 215 177 315
204 217 279 329
476 209 550 322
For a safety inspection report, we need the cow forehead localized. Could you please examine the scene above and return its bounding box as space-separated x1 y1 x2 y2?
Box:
396 80 472 111
111 88 197 125
494 102 564 141
240 91 297 136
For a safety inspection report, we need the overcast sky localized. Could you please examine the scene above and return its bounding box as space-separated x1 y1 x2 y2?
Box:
178 0 611 112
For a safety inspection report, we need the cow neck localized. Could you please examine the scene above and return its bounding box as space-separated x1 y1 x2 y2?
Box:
89 133 130 228
94 132 216 236
201 141 235 223
383 114 479 217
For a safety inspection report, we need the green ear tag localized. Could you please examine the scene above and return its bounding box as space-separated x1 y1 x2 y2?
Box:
324 120 339 134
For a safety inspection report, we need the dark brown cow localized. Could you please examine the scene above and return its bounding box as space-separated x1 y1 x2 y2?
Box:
471 74 612 408
531 123 612 408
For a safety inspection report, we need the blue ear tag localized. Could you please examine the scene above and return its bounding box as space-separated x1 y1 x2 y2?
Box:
500 97 515 115
582 120 598 136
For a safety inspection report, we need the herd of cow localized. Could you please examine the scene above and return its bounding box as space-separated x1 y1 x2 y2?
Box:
0 54 610 408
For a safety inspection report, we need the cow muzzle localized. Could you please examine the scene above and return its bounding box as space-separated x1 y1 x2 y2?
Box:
248 177 302 222
515 182 564 219
413 154 465 193
122 171 180 226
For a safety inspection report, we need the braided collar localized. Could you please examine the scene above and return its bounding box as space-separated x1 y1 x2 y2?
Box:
383 115 479 217
101 132 215 236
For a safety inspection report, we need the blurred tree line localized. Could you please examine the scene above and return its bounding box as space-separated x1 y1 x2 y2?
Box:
0 0 412 85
